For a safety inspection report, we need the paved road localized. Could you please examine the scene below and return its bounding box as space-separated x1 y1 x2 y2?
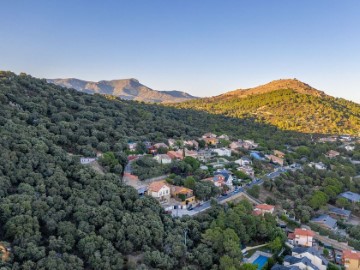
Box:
266 164 302 180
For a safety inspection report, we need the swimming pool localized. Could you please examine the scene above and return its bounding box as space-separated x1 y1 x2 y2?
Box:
252 255 269 270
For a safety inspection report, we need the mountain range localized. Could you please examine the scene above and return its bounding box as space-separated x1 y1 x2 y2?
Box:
43 75 360 134
47 78 197 103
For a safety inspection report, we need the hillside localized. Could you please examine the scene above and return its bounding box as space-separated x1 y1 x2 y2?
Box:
219 79 325 99
174 79 360 135
0 71 297 269
47 78 197 103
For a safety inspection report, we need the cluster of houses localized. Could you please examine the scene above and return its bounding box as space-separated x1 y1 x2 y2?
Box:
126 133 265 180
307 191 360 232
318 135 357 144
275 228 360 270
121 133 295 210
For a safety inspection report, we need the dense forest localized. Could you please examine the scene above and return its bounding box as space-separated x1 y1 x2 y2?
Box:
0 72 295 269
172 88 360 135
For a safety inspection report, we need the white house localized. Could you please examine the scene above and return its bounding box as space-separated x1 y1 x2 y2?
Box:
288 228 315 247
212 148 231 157
153 154 172 164
80 157 96 164
147 181 171 203
234 157 252 166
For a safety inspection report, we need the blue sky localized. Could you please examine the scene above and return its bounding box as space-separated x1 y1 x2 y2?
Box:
1 1 359 102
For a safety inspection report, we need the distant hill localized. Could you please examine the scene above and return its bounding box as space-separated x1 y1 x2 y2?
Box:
174 79 360 135
219 79 325 99
47 78 197 103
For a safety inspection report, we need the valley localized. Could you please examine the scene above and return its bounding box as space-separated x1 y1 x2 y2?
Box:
0 72 359 269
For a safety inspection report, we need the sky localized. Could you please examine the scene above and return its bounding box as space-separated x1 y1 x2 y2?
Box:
0 1 359 103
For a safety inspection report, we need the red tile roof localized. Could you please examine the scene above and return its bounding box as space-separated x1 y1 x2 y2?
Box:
343 250 360 260
255 204 275 211
167 151 183 160
148 181 169 192
294 228 315 237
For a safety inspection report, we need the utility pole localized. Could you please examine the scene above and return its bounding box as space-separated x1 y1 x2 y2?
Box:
184 228 188 247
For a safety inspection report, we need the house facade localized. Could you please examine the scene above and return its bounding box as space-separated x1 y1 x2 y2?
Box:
343 250 360 270
147 181 171 203
288 228 315 247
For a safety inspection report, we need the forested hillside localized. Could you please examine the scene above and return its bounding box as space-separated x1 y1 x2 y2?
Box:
0 72 292 269
173 80 360 135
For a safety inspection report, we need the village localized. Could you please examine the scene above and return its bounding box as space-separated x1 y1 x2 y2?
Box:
78 132 360 270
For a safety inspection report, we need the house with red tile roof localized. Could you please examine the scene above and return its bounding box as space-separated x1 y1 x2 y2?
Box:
288 228 315 247
253 204 275 216
326 150 340 158
167 150 184 160
147 181 170 203
170 186 196 206
342 250 360 270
